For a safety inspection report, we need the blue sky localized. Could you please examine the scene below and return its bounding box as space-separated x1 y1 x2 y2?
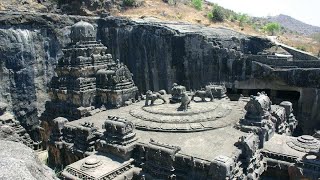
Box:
207 0 320 27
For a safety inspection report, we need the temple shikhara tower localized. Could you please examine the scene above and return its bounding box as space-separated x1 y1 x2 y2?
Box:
43 21 138 121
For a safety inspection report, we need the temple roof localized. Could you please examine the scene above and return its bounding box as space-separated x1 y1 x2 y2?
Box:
70 21 96 43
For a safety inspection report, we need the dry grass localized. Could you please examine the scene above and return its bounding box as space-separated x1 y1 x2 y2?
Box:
115 0 262 38
115 0 210 24
0 0 46 12
279 34 320 55
115 0 319 55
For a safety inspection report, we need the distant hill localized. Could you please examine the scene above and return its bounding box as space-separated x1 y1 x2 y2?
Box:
266 14 320 35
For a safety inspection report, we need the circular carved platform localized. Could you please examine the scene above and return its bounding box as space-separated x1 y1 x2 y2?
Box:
128 99 246 132
80 157 103 171
287 135 320 152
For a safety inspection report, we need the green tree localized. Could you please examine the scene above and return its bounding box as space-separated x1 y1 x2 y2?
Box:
207 12 213 20
296 45 307 51
191 0 202 10
230 15 237 22
123 0 136 6
263 22 281 35
210 5 225 22
238 14 248 27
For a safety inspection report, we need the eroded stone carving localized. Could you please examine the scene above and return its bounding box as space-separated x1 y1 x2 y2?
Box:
43 21 138 121
170 83 186 103
280 101 298 133
96 59 138 108
206 84 227 99
236 92 276 147
102 116 137 146
140 139 181 179
145 90 167 106
97 116 138 160
178 92 191 111
0 102 41 150
271 101 298 135
191 88 214 102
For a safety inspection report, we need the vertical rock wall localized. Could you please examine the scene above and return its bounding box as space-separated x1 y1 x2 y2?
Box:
0 27 62 128
0 13 98 131
98 18 245 92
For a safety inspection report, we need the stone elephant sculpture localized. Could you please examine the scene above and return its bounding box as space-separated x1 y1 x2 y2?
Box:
145 90 167 106
191 89 214 102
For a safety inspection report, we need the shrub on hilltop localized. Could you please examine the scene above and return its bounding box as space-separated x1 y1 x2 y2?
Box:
191 0 202 10
208 5 225 22
263 22 281 35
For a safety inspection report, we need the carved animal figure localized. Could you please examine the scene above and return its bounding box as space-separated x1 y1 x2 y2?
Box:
158 89 167 95
191 89 214 102
178 92 191 111
145 90 167 106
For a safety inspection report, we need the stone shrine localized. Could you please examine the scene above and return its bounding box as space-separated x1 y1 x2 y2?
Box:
98 116 138 159
41 21 138 149
43 21 138 121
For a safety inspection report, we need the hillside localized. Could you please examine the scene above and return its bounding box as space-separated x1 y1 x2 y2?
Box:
267 14 320 36
116 0 320 56
0 0 319 56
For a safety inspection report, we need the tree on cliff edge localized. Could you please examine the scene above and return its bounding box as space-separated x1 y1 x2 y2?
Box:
263 22 281 35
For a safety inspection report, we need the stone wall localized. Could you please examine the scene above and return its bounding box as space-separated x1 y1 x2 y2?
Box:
98 17 248 92
279 44 319 60
0 27 60 129
247 55 320 68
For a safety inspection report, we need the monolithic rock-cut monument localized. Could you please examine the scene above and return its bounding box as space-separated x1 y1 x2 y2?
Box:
43 21 138 121
39 21 320 180
1 11 320 180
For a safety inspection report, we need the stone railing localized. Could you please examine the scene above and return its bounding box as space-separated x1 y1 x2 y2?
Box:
64 166 96 180
261 150 298 163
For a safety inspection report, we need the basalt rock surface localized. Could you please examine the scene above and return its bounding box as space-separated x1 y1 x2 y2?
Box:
0 140 58 180
98 17 254 92
0 12 97 132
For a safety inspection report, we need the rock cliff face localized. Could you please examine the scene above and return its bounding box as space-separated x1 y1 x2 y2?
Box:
98 17 255 92
0 12 97 131
0 27 59 128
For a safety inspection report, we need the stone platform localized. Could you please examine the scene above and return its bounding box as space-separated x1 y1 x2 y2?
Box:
130 99 245 131
69 96 248 132
66 96 249 160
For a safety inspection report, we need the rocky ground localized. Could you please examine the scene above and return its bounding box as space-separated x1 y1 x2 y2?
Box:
0 125 58 179
0 139 58 180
